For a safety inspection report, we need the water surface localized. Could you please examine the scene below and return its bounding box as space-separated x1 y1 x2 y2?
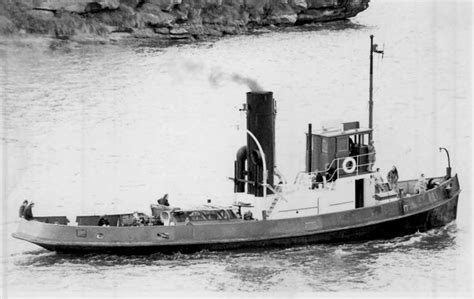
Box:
1 0 472 296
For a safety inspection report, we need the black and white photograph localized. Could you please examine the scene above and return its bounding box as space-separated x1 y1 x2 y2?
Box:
1 0 472 298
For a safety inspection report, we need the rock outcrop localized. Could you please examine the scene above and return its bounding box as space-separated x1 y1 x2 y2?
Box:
0 0 369 41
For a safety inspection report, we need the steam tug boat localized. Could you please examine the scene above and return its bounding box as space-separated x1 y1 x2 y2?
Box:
13 38 460 255
11 90 460 254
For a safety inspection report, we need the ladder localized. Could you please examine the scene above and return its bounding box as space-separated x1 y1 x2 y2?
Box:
265 185 287 218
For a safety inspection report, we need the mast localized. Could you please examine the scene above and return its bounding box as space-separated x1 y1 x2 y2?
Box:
369 35 374 142
369 35 384 143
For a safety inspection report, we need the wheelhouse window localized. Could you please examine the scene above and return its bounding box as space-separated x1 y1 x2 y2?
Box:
322 139 328 153
337 137 348 152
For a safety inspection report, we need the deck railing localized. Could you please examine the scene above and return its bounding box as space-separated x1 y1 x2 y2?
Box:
294 152 375 185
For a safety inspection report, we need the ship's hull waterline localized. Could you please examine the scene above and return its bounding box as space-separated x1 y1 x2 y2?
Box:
12 176 459 255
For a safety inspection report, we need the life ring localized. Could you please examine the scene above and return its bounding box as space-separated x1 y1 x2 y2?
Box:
342 157 357 174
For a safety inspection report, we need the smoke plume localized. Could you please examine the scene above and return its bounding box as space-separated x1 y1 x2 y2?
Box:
230 73 264 92
182 60 264 92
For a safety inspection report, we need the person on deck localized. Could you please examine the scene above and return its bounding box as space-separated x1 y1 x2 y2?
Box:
19 200 28 218
367 140 376 172
312 170 324 189
98 216 110 227
416 173 427 193
157 194 170 206
132 211 141 226
326 165 337 182
426 178 439 190
24 202 35 221
349 137 356 156
243 211 253 220
387 166 399 191
373 168 384 192
185 217 193 226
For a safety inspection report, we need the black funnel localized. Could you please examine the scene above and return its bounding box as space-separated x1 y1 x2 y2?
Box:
246 91 276 196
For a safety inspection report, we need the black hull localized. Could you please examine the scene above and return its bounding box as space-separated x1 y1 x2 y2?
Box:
36 194 458 255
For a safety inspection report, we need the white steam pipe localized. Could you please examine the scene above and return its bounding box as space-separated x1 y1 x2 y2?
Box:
246 129 267 200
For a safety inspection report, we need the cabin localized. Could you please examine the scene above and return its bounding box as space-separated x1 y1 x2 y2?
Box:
306 121 373 178
265 121 379 220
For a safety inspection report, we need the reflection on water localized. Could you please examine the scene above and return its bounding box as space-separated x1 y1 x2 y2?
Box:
135 20 367 50
4 221 468 293
11 223 459 290
12 221 458 266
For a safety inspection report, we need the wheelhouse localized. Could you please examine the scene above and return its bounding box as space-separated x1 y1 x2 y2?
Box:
306 121 373 179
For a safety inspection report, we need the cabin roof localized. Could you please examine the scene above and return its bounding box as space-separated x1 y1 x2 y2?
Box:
312 127 373 138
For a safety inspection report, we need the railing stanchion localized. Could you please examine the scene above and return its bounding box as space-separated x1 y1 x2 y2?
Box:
357 156 359 175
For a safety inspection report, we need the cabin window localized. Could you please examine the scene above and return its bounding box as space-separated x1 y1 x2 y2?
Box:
322 139 328 153
337 137 348 152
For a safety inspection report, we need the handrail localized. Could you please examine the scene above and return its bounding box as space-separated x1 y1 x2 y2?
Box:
295 152 376 184
266 185 288 202
265 182 289 218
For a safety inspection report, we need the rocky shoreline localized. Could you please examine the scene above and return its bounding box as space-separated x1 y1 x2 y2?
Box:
0 0 369 44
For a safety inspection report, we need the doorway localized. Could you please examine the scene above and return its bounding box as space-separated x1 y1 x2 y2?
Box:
355 179 364 208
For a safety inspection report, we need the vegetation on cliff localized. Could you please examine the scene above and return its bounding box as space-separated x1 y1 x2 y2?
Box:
0 1 108 36
0 0 369 41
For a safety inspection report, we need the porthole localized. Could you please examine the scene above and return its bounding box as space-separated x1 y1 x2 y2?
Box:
157 232 169 239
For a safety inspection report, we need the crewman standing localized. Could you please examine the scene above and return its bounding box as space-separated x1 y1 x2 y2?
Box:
19 200 28 218
387 166 399 191
24 202 35 220
157 194 170 206
368 140 376 171
373 168 384 192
